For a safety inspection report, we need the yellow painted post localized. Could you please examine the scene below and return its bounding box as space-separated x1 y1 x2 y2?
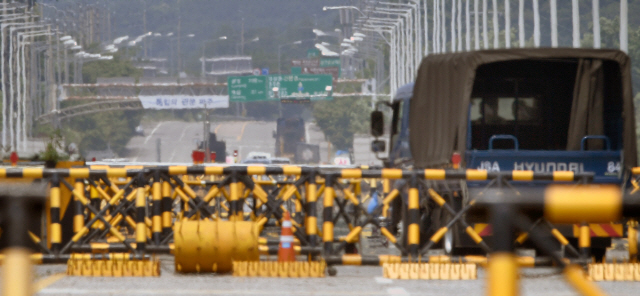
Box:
0 183 47 296
50 176 62 254
229 176 241 221
162 182 172 236
306 178 318 247
90 185 100 229
73 180 85 236
629 220 638 262
579 223 591 258
407 186 420 257
323 177 335 255
136 185 147 253
2 248 31 296
152 175 162 245
487 253 519 296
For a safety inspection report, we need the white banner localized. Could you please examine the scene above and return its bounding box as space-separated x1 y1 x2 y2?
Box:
139 95 229 109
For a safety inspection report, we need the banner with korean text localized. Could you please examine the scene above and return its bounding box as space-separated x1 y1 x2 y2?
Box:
139 95 229 109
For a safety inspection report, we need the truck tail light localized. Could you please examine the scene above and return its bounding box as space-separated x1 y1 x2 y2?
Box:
451 152 461 169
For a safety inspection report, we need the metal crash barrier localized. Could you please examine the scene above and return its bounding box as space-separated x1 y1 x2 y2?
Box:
6 164 640 290
0 166 593 262
475 185 640 296
0 182 47 296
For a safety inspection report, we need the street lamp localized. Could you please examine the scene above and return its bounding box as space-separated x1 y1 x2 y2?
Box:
322 6 367 17
314 43 339 57
201 36 227 77
278 39 310 74
112 35 129 45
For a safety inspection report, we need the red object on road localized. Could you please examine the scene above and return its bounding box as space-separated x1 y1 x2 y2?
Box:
10 151 18 167
210 152 216 162
192 150 205 164
277 212 296 262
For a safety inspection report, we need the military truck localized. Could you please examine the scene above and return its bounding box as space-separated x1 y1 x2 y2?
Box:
196 133 226 163
274 117 305 159
371 48 637 258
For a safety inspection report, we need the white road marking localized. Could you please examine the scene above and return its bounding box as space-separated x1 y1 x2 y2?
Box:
144 122 163 145
386 287 409 296
375 276 393 284
133 122 164 162
305 123 311 144
169 124 194 162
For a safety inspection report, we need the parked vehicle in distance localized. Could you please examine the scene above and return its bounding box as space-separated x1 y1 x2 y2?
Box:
135 126 144 136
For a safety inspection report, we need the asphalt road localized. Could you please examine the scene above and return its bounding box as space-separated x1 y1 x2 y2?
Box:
24 256 639 296
125 120 286 163
123 120 381 165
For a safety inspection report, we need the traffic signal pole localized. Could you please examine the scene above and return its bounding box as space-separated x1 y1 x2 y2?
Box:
203 106 210 163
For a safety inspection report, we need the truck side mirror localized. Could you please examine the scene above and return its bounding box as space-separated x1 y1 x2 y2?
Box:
371 140 386 153
371 111 384 137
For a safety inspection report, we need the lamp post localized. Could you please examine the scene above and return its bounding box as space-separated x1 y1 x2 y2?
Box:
167 33 194 76
17 30 52 151
361 20 400 94
1 14 35 149
7 22 47 151
323 6 367 17
277 40 304 74
201 36 227 77
373 8 414 82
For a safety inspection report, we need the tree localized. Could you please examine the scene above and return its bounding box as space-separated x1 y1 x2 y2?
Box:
48 46 144 157
582 16 640 95
312 96 370 151
81 48 143 84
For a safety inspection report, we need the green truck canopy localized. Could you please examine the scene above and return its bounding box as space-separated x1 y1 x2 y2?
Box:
410 48 636 169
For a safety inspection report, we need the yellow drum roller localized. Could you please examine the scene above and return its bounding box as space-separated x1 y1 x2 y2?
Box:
174 220 260 273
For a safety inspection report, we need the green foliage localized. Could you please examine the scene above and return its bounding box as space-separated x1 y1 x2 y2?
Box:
62 109 141 156
55 47 144 157
582 16 640 95
39 129 67 163
81 49 143 84
313 97 370 151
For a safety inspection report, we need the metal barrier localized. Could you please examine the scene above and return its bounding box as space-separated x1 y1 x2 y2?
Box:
0 182 47 296
475 185 640 296
0 166 600 272
4 164 640 296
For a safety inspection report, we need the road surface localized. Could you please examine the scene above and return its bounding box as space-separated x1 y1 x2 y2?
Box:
24 256 638 296
123 120 380 165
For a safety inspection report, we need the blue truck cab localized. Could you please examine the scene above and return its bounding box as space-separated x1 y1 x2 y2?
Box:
372 48 637 256
378 49 636 185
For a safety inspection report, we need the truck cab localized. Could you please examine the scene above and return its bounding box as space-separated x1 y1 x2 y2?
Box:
371 48 637 256
373 49 636 184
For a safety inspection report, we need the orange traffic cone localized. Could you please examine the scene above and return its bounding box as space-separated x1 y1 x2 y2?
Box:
278 212 296 262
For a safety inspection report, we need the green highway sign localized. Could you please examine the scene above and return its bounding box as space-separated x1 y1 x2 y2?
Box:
267 74 333 101
228 74 333 103
307 48 320 58
228 76 267 102
320 58 341 67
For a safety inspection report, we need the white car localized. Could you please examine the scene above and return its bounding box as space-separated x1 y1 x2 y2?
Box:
135 126 145 136
244 152 271 161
